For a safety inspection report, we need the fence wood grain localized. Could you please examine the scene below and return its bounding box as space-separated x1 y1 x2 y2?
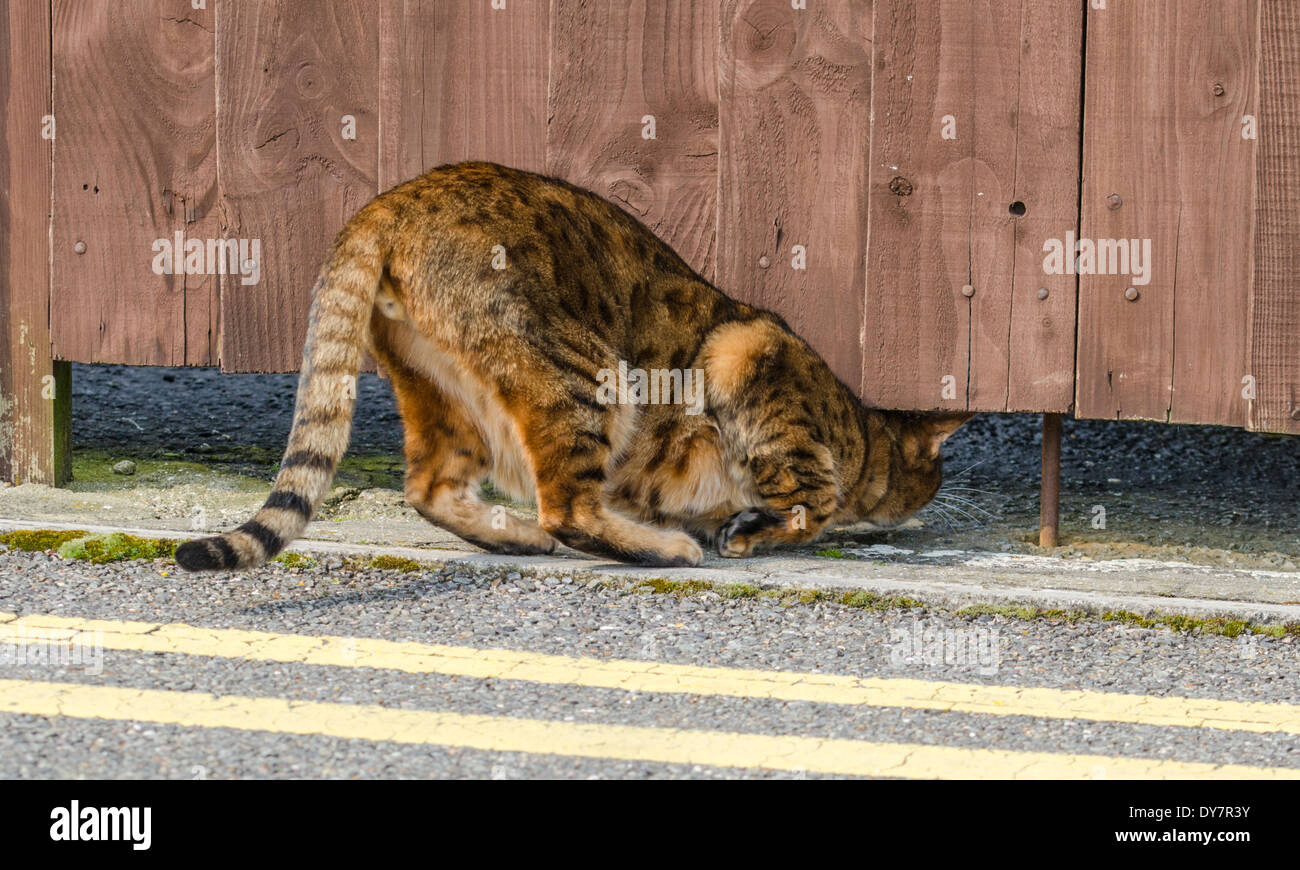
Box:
1078 1 1258 426
863 0 1079 413
1250 1 1300 434
718 0 872 389
1001 0 1082 413
963 0 1021 412
216 0 379 372
861 0 964 411
547 0 718 281
1077 2 1176 421
379 0 549 188
1166 2 1257 427
1 0 69 484
50 0 219 366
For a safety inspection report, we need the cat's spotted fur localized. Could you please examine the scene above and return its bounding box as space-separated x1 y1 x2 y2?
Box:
176 162 968 571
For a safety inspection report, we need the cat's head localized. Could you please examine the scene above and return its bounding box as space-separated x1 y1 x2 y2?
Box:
855 412 972 528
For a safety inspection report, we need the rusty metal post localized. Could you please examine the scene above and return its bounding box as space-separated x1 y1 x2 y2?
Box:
1039 413 1062 547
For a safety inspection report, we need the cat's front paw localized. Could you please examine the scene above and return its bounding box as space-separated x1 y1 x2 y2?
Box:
716 508 782 558
661 532 704 567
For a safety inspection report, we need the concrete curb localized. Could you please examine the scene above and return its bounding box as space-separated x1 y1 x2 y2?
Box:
3 519 1298 625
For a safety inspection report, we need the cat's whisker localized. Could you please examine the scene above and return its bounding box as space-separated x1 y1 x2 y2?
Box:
922 503 957 531
935 493 995 518
946 458 988 480
941 485 998 498
933 500 981 524
938 505 992 525
934 493 990 520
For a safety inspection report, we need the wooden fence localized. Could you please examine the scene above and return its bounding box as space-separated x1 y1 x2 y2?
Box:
2 0 1299 488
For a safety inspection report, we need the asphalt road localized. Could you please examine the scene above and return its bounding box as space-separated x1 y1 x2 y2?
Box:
0 546 1296 779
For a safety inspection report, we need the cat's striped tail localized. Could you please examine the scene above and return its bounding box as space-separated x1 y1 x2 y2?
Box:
175 215 388 571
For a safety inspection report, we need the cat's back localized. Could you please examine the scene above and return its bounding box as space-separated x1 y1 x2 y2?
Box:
377 162 737 360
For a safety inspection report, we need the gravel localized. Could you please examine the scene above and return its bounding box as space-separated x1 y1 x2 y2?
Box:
73 363 402 454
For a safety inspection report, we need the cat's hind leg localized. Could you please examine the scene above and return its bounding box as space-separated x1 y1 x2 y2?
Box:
505 368 703 567
385 356 556 557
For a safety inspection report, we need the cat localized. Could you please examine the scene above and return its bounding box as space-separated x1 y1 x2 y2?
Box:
176 162 969 571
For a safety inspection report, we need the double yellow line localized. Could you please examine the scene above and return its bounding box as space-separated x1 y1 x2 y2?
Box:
2 611 1297 778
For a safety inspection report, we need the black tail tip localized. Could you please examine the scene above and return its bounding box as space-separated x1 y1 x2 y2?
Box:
175 539 225 572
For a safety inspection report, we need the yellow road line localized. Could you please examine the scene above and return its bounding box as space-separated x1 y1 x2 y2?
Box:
0 678 1294 779
2 611 1296 735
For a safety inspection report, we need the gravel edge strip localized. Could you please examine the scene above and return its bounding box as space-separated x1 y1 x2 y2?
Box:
4 519 1298 626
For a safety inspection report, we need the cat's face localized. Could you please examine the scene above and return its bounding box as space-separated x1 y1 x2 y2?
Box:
857 413 971 527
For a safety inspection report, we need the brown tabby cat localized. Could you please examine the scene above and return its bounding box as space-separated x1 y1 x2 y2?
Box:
176 162 969 571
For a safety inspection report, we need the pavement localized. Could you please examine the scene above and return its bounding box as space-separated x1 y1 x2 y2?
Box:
0 362 1294 778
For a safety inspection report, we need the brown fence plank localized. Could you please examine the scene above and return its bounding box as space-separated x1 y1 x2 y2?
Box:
1077 1 1175 421
547 0 718 281
1077 1 1257 426
1249 1 1300 434
718 0 872 389
217 0 379 372
1166 2 1257 427
1 0 69 484
963 0 1020 412
50 0 218 366
863 0 1078 413
1002 0 1082 413
860 0 975 411
379 0 548 189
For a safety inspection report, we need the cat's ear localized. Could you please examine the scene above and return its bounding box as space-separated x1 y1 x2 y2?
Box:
920 412 973 458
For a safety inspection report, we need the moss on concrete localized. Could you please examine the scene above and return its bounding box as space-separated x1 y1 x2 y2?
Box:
608 571 1297 638
720 583 763 599
631 578 718 597
56 532 177 563
0 529 92 552
272 552 318 570
1097 609 1290 639
838 590 923 611
951 602 1296 638
621 576 910 610
364 555 426 573
956 604 1089 623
